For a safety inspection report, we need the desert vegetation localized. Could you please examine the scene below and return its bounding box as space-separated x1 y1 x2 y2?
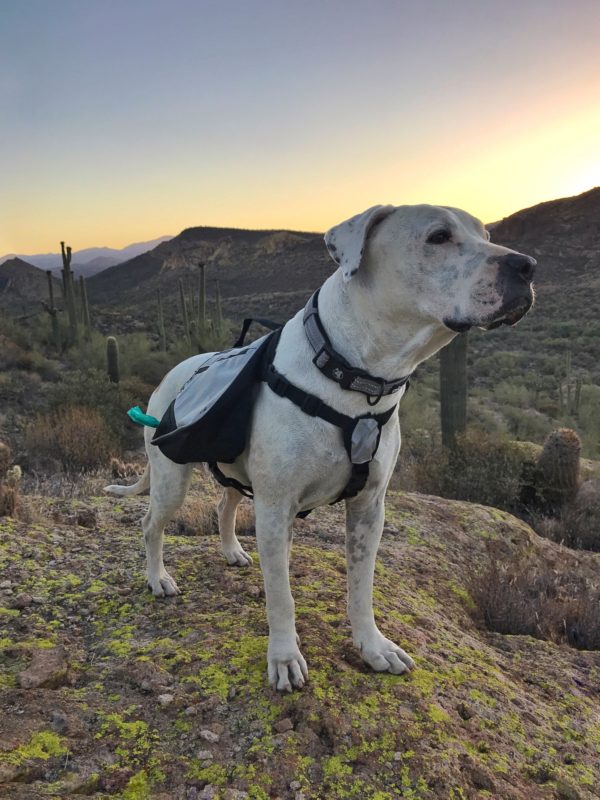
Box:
1 206 599 798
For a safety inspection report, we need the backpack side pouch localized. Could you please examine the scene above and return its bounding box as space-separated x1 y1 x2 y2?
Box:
151 330 279 465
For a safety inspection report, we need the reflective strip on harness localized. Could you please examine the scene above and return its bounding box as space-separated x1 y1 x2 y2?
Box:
302 290 411 404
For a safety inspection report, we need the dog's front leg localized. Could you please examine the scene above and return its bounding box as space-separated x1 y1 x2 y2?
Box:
254 499 308 691
345 492 415 675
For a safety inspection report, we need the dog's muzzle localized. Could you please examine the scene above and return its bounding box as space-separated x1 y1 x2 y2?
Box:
445 252 537 333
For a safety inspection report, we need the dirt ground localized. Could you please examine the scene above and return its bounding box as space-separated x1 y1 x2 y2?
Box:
1 474 599 799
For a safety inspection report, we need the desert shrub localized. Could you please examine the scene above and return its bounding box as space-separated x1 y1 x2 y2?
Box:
0 440 21 517
66 330 111 373
0 335 36 371
578 385 600 458
0 333 61 380
470 560 600 650
65 330 218 387
535 480 600 552
399 428 526 511
501 405 554 442
25 406 117 472
127 347 179 386
43 369 152 449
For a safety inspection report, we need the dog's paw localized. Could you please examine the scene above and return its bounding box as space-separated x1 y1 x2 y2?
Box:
267 643 308 692
147 571 180 598
222 544 253 567
358 632 415 675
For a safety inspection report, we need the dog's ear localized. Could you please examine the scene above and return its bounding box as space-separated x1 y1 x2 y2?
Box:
324 204 395 282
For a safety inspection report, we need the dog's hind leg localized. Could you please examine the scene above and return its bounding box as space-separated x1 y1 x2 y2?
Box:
254 498 308 691
345 491 415 675
218 487 253 567
142 457 193 597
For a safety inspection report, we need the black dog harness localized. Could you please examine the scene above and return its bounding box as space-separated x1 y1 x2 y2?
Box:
210 292 410 511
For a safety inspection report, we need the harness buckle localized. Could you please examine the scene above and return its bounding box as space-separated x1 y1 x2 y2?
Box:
312 346 330 370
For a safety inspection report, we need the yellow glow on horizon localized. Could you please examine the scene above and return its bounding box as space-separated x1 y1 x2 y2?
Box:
2 98 599 254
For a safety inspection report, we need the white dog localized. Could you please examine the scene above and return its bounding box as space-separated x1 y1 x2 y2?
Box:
105 204 535 691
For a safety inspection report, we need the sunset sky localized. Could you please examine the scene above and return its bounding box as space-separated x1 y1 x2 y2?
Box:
1 0 599 254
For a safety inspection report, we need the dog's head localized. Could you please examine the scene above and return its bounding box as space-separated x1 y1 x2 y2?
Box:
325 204 536 332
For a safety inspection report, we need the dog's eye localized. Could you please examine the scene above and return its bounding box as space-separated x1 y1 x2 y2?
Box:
426 229 452 245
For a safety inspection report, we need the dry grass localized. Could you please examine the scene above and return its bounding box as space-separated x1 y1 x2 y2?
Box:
0 483 17 516
0 439 21 517
110 457 141 480
172 487 255 537
25 406 117 472
470 559 600 650
172 491 218 536
534 479 600 552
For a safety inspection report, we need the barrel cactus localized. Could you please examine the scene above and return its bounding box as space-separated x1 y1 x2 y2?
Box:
534 428 581 513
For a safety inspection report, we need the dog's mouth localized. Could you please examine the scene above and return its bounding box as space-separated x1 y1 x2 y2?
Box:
444 290 534 334
480 300 532 330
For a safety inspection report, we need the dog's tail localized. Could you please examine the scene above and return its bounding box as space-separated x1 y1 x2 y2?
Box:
104 463 151 496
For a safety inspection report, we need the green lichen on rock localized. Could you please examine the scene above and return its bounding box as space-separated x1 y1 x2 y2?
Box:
2 730 68 765
0 485 599 798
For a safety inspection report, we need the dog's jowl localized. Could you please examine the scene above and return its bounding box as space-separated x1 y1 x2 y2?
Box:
105 204 536 691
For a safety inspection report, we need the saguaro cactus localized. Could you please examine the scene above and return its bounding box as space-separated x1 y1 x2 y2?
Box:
178 278 191 345
214 280 223 337
198 262 206 333
60 241 79 345
42 270 61 351
79 275 92 340
558 350 582 417
157 289 167 352
439 333 468 449
106 336 120 384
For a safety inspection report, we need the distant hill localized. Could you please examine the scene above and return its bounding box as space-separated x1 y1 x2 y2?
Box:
6 188 599 390
86 190 600 371
87 227 330 322
470 186 600 384
0 236 174 278
490 186 600 287
0 258 60 315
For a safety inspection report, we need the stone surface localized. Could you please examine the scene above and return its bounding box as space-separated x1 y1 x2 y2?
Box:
273 717 294 733
199 728 220 743
17 646 69 689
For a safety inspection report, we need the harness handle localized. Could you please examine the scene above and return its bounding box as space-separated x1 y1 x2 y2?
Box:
233 316 282 348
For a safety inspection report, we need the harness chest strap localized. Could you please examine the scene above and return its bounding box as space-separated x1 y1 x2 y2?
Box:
260 329 397 504
209 330 398 510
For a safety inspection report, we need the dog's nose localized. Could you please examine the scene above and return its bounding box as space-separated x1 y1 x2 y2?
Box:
503 253 536 282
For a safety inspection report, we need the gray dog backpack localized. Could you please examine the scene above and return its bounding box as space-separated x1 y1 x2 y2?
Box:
151 330 278 465
142 291 411 510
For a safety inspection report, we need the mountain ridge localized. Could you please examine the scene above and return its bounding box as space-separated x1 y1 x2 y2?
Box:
84 187 600 325
0 236 174 278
